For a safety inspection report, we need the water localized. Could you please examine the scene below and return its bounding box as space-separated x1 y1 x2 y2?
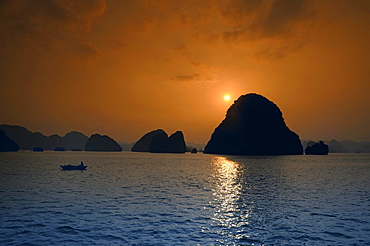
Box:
0 152 369 245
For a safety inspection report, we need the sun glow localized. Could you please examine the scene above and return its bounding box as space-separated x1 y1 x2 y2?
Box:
224 95 231 101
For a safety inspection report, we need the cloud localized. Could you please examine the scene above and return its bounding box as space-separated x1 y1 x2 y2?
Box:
216 0 317 58
220 0 264 19
174 74 201 82
60 0 107 28
253 40 307 60
0 0 106 32
0 0 106 58
256 0 315 37
221 0 316 39
75 41 100 59
173 44 187 51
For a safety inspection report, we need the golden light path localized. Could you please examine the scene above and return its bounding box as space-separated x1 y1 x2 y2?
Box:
209 156 253 241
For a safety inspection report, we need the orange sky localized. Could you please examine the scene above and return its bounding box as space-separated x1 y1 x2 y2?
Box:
1 0 369 143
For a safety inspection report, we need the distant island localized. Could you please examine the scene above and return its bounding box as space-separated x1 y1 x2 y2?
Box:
0 125 88 150
0 125 122 152
204 93 303 155
0 123 369 153
301 139 370 153
85 134 122 152
305 141 329 155
131 129 186 153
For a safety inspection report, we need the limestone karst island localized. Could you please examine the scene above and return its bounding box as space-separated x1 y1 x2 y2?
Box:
204 93 303 155
1 93 369 154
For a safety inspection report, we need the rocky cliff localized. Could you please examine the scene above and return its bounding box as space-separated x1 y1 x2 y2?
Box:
132 129 186 153
168 131 187 153
131 129 166 152
85 134 122 151
149 131 169 153
204 93 303 155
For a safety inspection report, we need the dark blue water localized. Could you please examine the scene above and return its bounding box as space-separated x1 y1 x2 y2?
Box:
0 152 369 245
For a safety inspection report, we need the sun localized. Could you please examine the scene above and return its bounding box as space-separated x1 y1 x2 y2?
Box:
224 95 231 101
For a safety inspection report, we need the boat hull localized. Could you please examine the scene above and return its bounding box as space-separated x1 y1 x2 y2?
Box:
60 165 87 170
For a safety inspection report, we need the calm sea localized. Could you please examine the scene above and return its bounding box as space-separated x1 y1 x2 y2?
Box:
0 151 369 245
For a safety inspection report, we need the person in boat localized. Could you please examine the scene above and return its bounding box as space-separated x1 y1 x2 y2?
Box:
79 161 84 167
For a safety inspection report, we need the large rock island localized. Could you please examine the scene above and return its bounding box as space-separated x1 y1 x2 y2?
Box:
204 93 303 155
132 129 186 153
85 134 122 152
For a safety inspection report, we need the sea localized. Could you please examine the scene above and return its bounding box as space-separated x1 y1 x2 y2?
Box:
0 151 369 246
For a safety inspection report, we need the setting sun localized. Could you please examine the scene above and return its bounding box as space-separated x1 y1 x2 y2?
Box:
224 95 231 101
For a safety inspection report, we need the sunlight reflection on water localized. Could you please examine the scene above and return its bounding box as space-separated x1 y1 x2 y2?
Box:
209 156 254 243
1 152 369 245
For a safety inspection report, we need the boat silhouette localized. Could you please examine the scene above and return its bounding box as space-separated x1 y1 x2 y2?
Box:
60 162 87 170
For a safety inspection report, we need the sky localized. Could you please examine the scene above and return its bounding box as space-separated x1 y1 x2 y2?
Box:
0 0 369 144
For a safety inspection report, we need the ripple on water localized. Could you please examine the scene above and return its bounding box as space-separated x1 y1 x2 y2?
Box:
323 231 354 239
310 212 337 218
56 226 79 235
0 152 369 245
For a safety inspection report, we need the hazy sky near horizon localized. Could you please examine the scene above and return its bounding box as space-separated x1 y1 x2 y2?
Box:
1 0 369 143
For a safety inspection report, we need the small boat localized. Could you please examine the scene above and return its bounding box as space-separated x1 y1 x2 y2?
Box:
60 162 87 170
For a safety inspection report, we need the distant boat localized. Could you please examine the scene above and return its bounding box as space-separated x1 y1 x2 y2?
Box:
60 162 87 170
33 147 44 152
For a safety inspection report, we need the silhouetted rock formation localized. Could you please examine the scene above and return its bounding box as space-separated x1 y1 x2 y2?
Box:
204 93 303 155
305 141 329 155
150 131 169 153
305 141 316 149
48 134 63 149
0 125 46 149
340 140 370 153
132 129 186 153
132 129 166 152
0 125 88 150
168 131 187 153
329 139 348 153
0 130 19 152
191 148 198 153
62 131 88 150
85 134 122 152
302 139 370 153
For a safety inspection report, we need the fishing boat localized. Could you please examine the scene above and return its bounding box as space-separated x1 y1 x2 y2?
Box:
60 162 87 170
